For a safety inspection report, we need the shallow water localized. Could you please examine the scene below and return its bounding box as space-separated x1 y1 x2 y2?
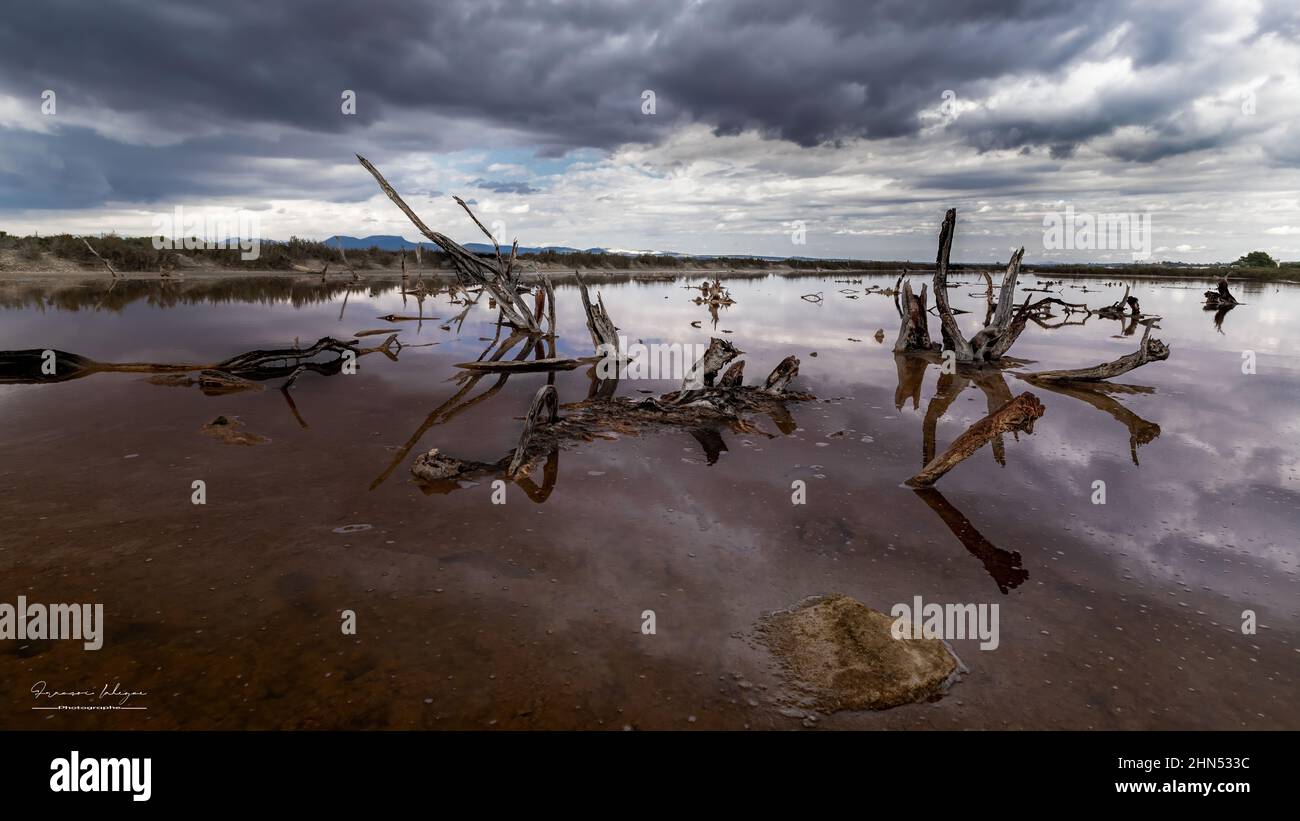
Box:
1 272 1297 729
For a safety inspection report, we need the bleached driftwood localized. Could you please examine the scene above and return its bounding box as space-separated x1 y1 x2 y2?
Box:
893 280 935 353
1025 323 1169 382
410 351 812 485
1096 283 1140 319
356 154 542 333
81 238 121 279
906 392 1045 487
574 271 618 355
1 336 396 386
681 337 742 391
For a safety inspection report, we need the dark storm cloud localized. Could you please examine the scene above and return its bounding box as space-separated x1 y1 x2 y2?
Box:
471 179 540 195
0 0 1295 209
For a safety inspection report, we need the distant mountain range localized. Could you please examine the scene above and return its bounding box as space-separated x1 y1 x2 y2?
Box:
327 234 612 256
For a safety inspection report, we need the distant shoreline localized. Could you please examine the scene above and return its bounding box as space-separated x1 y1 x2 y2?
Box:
0 265 1295 286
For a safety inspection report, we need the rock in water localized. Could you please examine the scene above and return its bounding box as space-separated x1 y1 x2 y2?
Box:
200 415 268 446
758 593 959 711
411 448 474 482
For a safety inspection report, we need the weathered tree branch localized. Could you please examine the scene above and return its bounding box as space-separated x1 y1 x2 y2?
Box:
931 209 972 359
508 385 560 476
356 154 541 332
411 350 812 485
81 238 121 279
893 280 936 353
1025 323 1170 382
574 271 618 355
906 392 1045 487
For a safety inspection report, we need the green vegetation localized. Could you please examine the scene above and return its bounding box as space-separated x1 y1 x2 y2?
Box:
0 232 443 272
2 231 1297 280
1234 250 1277 268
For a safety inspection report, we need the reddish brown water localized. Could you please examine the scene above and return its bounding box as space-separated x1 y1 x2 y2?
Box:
1 273 1297 729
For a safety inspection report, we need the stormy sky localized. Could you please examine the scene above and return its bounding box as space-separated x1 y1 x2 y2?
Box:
1 0 1298 262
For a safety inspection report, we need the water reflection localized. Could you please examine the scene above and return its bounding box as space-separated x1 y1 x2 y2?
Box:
1019 377 1161 465
2 271 1297 731
1208 301 1238 333
912 487 1029 594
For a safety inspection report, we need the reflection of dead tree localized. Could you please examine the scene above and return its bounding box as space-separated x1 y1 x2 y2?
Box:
893 353 929 410
894 351 1030 471
357 154 542 333
370 331 547 490
1027 300 1094 330
409 346 812 489
1019 377 1160 465
1208 302 1237 333
919 364 1017 467
912 488 1029 594
1025 323 1169 382
906 392 1045 487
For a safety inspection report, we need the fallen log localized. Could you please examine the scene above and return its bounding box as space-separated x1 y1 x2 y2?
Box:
1025 323 1169 382
0 336 391 386
906 392 1045 487
452 356 599 373
410 352 813 486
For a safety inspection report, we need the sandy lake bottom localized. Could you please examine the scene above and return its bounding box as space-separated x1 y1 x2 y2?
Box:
1 272 1297 729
